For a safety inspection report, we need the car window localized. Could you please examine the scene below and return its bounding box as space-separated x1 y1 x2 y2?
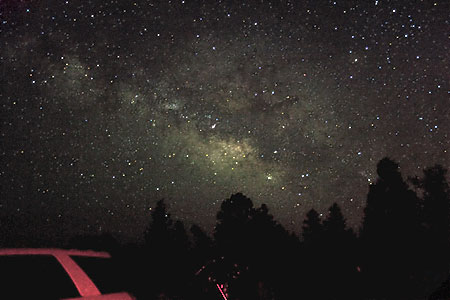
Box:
0 255 80 299
70 256 123 294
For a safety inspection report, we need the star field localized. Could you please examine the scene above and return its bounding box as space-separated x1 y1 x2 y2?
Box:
1 0 448 243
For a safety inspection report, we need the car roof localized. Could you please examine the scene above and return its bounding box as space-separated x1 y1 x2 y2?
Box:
0 248 111 258
0 248 111 296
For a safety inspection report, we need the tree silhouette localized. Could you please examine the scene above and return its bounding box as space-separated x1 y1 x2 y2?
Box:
172 220 190 251
301 208 324 245
57 159 447 300
418 165 450 256
213 193 298 299
190 224 213 266
412 165 450 296
300 208 326 298
4 155 450 299
144 199 173 248
188 223 221 298
170 220 192 297
429 277 450 300
323 203 351 240
322 203 359 299
360 157 421 299
140 199 191 299
213 193 258 299
248 203 297 300
214 193 254 263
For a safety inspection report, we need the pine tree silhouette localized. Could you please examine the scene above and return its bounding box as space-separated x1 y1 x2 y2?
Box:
170 220 192 297
300 208 326 298
144 199 173 248
323 203 351 241
141 199 191 299
249 203 296 300
322 203 359 300
302 208 324 245
412 165 450 297
419 165 450 260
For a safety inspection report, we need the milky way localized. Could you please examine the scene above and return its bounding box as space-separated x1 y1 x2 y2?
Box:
1 0 448 243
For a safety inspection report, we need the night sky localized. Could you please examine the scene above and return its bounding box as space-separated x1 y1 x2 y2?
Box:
1 0 449 244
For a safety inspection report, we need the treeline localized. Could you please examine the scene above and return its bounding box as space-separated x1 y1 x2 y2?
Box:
89 157 448 300
56 158 450 299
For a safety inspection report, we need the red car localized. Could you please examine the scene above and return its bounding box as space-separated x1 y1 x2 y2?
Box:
0 248 135 300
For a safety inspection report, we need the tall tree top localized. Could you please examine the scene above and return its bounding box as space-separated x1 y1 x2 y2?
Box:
302 208 323 243
376 157 402 183
323 203 347 234
216 192 254 222
144 199 173 247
